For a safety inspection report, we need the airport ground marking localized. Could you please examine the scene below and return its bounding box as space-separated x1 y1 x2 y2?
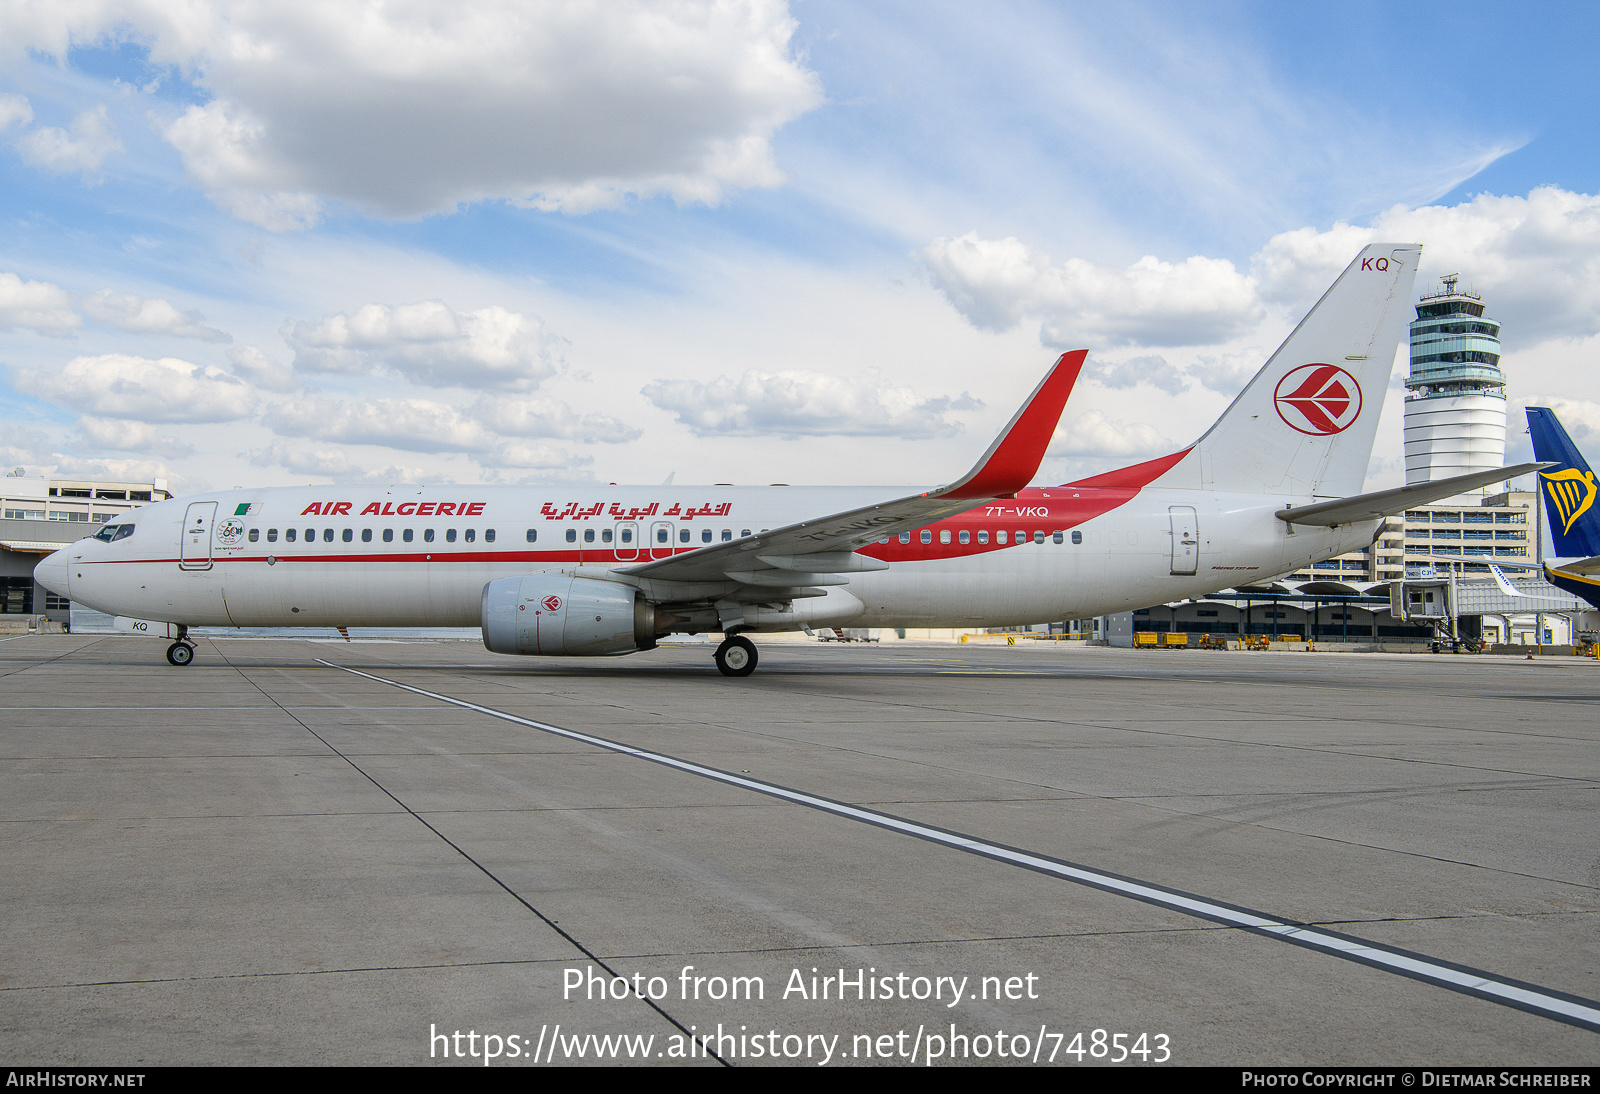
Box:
318 659 1600 1035
206 650 729 1065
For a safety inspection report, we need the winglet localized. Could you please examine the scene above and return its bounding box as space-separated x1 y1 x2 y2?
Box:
935 350 1085 500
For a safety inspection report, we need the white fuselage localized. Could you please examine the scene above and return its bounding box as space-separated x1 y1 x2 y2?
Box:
43 481 1376 635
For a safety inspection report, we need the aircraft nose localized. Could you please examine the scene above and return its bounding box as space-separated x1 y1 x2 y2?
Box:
34 548 69 599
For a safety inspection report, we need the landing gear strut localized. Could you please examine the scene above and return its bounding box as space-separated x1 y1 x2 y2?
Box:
714 634 758 677
166 624 195 667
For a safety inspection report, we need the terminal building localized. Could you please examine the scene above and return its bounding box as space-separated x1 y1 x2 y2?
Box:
0 470 173 625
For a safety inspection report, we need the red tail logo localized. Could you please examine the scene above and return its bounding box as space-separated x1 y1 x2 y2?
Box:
1274 364 1362 436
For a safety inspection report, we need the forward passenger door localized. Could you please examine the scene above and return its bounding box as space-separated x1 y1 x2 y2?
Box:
180 502 217 571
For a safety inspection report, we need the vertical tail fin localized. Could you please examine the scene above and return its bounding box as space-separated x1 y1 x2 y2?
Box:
1149 243 1421 498
1526 407 1600 557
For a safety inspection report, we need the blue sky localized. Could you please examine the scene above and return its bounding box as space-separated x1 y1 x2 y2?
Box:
2 1 1598 494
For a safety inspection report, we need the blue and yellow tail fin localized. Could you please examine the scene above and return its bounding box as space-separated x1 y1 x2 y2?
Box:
1526 407 1600 559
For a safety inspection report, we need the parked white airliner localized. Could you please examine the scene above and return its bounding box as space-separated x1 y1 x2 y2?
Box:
34 244 1544 675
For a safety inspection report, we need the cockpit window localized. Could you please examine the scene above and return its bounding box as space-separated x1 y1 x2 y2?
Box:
94 524 135 542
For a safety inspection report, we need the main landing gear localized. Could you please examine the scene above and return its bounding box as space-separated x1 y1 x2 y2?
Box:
714 634 758 677
166 625 196 667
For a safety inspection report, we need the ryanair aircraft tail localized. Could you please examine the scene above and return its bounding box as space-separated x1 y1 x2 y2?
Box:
1527 407 1600 559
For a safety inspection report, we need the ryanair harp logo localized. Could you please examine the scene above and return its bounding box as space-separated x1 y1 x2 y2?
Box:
1542 468 1596 535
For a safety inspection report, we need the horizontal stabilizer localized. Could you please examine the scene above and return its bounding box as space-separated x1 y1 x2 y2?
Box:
1276 463 1551 527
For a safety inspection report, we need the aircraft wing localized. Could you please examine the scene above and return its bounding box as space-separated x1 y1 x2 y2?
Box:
1489 564 1527 597
617 350 1086 587
1276 463 1552 527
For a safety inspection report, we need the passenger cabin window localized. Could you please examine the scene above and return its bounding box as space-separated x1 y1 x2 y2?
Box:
424 529 435 543
465 528 475 543
445 529 457 543
403 529 413 542
267 528 278 543
286 529 297 542
361 529 372 542
1053 531 1063 544
566 529 577 543
525 529 537 543
679 528 691 543
322 528 333 542
996 530 1007 545
249 529 260 543
721 529 732 541
342 529 353 542
1034 531 1045 544
978 531 989 544
920 530 932 544
1071 531 1082 544
382 529 393 543
484 529 495 543
939 530 951 544
583 528 594 543
619 528 631 543
899 533 911 544
701 528 712 543
656 528 668 543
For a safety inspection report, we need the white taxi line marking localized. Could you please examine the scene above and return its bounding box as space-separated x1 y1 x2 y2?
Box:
317 659 1600 1033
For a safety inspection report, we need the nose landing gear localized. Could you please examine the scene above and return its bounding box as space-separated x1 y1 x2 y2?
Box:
714 634 758 677
165 624 196 666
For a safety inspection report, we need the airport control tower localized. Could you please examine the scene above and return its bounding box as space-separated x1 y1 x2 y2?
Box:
1403 275 1507 484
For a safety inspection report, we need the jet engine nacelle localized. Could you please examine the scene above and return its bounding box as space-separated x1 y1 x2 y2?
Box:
481 574 660 656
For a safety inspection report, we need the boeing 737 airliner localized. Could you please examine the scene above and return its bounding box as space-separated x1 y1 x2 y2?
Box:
34 244 1544 675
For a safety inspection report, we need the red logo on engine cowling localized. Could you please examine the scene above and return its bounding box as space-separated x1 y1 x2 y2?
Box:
541 595 562 612
1274 364 1362 436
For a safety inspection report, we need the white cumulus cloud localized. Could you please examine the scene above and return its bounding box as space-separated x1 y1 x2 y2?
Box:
1048 410 1177 458
0 93 31 130
264 395 494 453
247 441 433 484
15 104 122 179
284 301 559 390
1250 187 1600 344
4 2 822 227
486 439 590 471
74 416 194 458
1087 354 1189 396
0 272 80 336
1527 397 1600 447
12 354 256 423
642 369 982 438
82 290 231 342
471 395 639 444
925 187 1600 358
226 345 297 392
920 232 1262 347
